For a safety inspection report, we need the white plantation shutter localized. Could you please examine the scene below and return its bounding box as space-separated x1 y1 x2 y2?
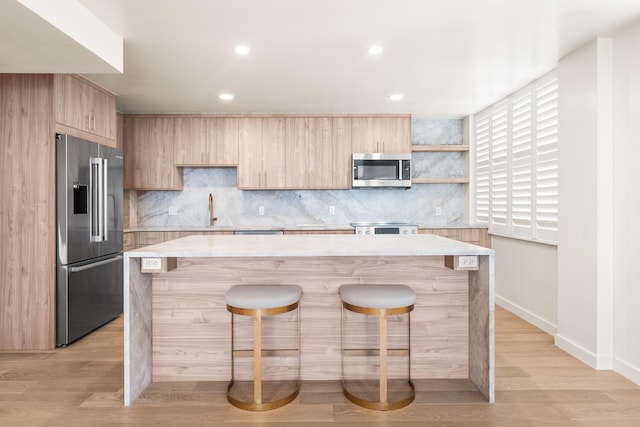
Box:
510 87 533 238
475 112 491 224
473 70 558 244
490 103 510 234
534 74 559 241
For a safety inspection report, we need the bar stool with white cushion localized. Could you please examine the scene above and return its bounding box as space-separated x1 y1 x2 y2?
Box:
340 284 416 411
225 285 302 411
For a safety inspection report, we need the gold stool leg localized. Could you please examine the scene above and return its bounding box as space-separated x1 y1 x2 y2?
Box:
253 314 262 405
380 312 387 404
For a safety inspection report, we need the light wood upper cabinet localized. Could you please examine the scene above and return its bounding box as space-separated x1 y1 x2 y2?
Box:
351 116 411 154
124 116 183 190
54 74 117 141
240 116 351 190
173 117 239 166
238 117 286 189
285 117 333 189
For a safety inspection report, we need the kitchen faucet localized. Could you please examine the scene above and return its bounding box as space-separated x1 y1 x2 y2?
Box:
209 193 218 226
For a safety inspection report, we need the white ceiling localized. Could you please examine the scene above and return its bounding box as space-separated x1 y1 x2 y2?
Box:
2 0 640 117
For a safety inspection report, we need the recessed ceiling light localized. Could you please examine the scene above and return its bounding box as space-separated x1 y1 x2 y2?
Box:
235 45 250 55
368 45 384 55
389 94 404 101
219 93 234 101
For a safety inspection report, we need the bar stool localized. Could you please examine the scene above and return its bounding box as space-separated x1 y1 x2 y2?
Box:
340 284 416 411
225 285 302 411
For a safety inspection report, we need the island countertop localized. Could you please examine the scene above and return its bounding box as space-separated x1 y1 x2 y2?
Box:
126 233 493 258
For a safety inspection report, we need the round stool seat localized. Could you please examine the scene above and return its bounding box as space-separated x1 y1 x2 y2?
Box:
340 285 416 309
225 285 302 310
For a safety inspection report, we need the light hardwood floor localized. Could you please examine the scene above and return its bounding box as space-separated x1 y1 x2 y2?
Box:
1 306 639 426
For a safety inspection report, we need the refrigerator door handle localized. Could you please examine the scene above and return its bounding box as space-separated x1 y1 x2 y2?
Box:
90 157 106 242
69 255 123 273
90 157 100 242
102 157 108 241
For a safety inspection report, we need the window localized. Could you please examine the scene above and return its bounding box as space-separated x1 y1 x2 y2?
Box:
473 70 558 244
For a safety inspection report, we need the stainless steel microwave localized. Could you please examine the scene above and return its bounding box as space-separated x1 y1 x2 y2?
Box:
352 153 411 188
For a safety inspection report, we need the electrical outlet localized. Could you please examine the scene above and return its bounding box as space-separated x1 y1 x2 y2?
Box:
141 257 162 270
458 256 478 268
258 206 265 216
435 206 442 216
329 205 335 215
168 206 178 216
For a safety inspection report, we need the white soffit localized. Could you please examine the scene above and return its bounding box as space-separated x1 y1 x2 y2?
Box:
0 0 122 73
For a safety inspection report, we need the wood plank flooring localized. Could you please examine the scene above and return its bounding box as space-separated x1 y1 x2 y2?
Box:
1 306 639 426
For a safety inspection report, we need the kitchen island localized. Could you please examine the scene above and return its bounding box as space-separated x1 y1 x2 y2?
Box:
123 234 494 405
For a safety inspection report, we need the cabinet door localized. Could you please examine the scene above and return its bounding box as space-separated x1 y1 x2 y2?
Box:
351 117 411 153
88 86 117 140
137 232 166 246
262 118 286 188
332 117 352 189
174 117 208 165
383 117 411 152
55 74 87 132
238 117 286 189
351 117 378 153
307 117 333 188
238 118 263 188
285 117 307 188
127 117 182 190
215 118 239 165
286 117 333 189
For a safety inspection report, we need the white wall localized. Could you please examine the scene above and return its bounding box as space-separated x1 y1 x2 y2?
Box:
493 236 557 334
557 38 615 369
612 20 640 385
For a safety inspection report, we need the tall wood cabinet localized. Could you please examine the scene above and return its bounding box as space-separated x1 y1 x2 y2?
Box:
1 74 116 350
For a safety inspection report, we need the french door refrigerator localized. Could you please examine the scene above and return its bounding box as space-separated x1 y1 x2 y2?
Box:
56 133 123 346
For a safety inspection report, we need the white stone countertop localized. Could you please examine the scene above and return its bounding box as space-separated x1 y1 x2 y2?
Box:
125 233 494 258
124 223 489 233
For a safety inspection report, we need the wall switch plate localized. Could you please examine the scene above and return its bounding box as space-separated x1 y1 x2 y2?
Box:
141 257 162 270
444 255 479 271
140 257 177 273
435 206 442 216
258 206 265 216
458 255 478 268
168 206 178 215
329 205 335 215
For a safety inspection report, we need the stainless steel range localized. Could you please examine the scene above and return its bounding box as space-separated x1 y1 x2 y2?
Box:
351 222 419 235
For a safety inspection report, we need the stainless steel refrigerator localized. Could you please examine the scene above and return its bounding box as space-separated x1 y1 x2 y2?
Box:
56 133 123 346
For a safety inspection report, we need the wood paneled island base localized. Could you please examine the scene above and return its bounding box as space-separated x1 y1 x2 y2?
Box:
124 234 494 405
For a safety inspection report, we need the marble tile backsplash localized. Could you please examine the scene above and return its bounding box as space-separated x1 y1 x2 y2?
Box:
131 118 466 228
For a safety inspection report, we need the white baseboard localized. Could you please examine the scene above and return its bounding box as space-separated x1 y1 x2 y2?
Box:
495 295 557 335
554 334 596 367
613 358 640 386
